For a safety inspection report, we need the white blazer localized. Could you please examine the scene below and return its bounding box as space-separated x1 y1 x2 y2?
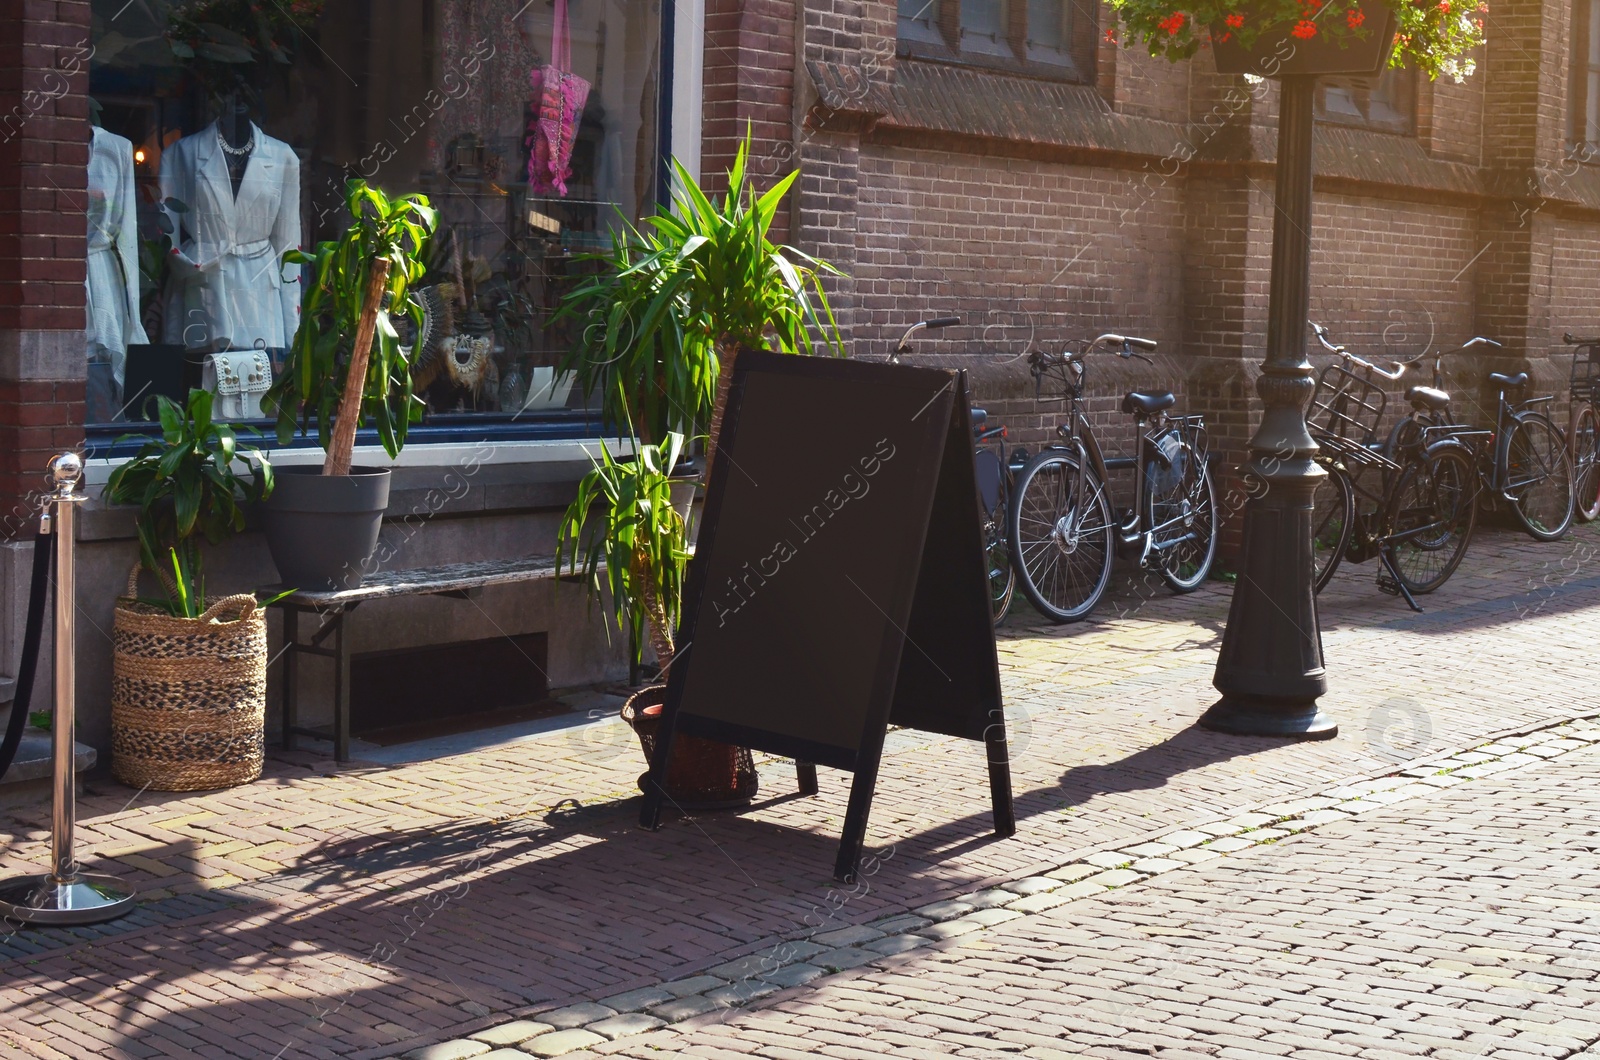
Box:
159 121 302 352
86 126 149 385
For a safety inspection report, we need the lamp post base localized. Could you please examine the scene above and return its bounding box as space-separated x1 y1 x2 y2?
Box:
0 873 136 926
1199 696 1337 739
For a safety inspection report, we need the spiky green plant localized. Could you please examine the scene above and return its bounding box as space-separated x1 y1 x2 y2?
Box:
558 135 844 448
557 433 690 670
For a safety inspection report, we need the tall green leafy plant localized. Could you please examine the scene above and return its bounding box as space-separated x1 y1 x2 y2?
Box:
104 390 274 618
557 433 690 670
266 179 437 473
558 136 845 448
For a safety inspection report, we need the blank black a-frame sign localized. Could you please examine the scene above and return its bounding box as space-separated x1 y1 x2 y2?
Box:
638 351 1016 881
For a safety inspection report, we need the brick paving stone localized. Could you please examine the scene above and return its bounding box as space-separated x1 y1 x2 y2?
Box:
863 934 932 956
913 900 974 922
403 1042 490 1060
585 1014 665 1041
647 996 721 1022
810 925 884 948
469 1023 555 1047
520 1030 606 1058
594 988 673 1014
539 1004 617 1030
658 977 726 999
1001 877 1062 896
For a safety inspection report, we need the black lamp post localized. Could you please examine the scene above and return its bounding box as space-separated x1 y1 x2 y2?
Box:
1200 72 1335 740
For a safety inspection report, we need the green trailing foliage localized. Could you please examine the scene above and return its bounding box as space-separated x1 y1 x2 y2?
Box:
103 389 274 618
557 135 845 446
557 433 690 669
266 179 437 464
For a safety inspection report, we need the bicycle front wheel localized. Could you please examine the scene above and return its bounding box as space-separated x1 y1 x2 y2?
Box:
1505 413 1574 541
1143 445 1217 592
1381 444 1477 595
1007 450 1114 623
1574 404 1600 523
1312 462 1354 593
976 448 1016 625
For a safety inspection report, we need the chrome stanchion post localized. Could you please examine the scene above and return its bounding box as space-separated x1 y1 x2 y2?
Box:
0 454 135 926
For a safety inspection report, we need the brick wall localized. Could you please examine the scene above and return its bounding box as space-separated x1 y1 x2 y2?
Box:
725 0 1600 572
0 0 90 539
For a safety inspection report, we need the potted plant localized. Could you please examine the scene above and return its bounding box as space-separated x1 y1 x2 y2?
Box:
102 389 277 791
262 179 437 590
1108 0 1486 81
555 140 845 799
556 432 758 803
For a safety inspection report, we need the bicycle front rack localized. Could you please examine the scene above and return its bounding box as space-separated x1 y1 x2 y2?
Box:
1571 342 1600 403
1311 363 1387 446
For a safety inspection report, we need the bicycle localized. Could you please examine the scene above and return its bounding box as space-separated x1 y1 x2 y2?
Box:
1006 334 1217 623
1561 332 1600 523
1308 322 1479 611
1386 337 1575 542
890 316 1026 625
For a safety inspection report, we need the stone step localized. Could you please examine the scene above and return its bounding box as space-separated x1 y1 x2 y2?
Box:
0 723 95 811
0 675 14 704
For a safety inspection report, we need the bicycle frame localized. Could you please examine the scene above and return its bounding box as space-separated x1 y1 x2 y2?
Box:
1035 341 1207 562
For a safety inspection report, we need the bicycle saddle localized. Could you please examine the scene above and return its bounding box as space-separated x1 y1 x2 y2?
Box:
1488 371 1528 388
970 407 988 429
1122 390 1176 416
1406 385 1451 412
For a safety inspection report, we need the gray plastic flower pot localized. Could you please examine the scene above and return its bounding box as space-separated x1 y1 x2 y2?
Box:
263 465 391 592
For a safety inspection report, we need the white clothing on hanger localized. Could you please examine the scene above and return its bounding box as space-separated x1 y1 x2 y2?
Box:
86 126 149 386
159 121 301 353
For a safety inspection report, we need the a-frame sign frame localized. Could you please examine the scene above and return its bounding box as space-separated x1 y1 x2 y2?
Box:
638 351 1015 881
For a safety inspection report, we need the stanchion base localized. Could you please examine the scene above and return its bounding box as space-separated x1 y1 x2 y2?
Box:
0 873 136 926
1199 697 1338 740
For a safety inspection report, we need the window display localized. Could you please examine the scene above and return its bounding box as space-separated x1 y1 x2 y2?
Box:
86 0 666 432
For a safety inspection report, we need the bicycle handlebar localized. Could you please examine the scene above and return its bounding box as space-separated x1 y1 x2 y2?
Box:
1308 320 1408 381
891 316 962 361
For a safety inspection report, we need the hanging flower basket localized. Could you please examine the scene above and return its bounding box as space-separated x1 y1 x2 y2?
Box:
1106 0 1487 82
1211 4 1397 75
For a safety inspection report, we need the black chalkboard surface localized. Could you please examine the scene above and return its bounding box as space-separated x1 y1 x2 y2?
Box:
639 351 1015 880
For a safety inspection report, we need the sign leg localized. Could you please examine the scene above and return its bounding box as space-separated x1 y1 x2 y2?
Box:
834 758 882 883
984 714 1017 838
795 761 818 795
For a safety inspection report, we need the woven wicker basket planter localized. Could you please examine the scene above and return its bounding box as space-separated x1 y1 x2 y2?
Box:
622 685 758 809
111 570 267 792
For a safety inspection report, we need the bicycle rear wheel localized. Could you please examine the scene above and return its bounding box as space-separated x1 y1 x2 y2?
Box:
1143 444 1217 592
1007 450 1114 623
1312 462 1354 593
1574 404 1600 523
1505 413 1574 541
1381 444 1476 595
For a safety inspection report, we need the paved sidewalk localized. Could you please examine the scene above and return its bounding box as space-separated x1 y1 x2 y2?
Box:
0 523 1596 1059
600 735 1600 1059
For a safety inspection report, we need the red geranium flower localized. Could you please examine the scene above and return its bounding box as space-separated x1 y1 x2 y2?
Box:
1158 11 1186 34
1225 12 1245 26
1347 8 1365 26
1291 19 1318 37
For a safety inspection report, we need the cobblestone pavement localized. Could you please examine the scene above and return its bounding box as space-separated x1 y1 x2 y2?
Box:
0 522 1596 1059
598 734 1600 1059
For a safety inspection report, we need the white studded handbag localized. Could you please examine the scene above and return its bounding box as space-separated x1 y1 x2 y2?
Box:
202 348 274 421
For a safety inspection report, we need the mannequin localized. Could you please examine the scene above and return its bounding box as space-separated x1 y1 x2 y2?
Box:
85 123 149 418
217 96 252 199
159 96 302 353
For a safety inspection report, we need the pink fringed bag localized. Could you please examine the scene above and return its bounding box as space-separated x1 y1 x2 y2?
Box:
526 0 590 197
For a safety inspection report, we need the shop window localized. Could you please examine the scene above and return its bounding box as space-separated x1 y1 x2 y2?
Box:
83 0 668 442
1572 0 1600 152
1315 66 1416 135
898 0 1093 80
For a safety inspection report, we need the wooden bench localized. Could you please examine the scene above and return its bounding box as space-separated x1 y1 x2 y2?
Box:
264 556 565 762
